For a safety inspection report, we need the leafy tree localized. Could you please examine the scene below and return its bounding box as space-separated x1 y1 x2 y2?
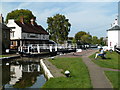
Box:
75 31 87 43
72 38 77 44
6 9 36 23
98 37 106 46
92 36 99 45
81 34 92 44
47 14 71 44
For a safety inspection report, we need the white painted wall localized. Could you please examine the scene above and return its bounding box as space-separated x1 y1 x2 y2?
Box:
7 19 22 40
40 59 53 79
118 31 120 47
107 30 119 50
7 19 49 41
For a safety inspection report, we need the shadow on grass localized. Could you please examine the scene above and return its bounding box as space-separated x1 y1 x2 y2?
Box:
94 57 111 60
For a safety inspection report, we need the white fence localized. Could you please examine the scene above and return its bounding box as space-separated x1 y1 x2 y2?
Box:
18 44 77 53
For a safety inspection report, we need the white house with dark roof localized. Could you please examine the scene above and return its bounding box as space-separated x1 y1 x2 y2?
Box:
107 16 120 51
7 17 49 49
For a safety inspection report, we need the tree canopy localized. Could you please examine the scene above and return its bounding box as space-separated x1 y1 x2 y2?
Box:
47 14 71 44
6 9 36 23
75 31 87 43
81 34 92 44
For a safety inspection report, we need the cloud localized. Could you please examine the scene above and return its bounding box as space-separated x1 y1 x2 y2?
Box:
1 2 118 38
1 0 120 2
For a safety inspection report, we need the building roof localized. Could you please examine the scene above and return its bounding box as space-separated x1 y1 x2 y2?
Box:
0 23 10 30
15 21 49 35
107 25 120 31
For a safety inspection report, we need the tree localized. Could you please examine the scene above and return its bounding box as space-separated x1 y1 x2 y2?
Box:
6 9 36 23
47 14 71 44
92 36 99 45
81 34 92 44
75 31 87 43
72 38 76 44
98 37 106 46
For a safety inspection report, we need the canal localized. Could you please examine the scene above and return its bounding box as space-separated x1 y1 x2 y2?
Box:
2 57 46 89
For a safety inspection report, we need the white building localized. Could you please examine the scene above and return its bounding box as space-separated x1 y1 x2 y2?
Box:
7 17 49 49
107 16 120 51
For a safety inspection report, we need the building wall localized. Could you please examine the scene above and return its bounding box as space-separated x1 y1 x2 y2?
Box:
2 29 10 52
107 30 119 50
118 31 120 47
118 1 120 25
7 19 22 40
22 33 49 40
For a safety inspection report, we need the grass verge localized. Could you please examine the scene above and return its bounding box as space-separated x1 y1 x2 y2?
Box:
0 55 8 57
42 57 92 88
89 51 119 69
105 71 120 88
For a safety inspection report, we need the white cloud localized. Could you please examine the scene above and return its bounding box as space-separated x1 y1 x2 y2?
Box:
1 2 118 38
1 0 120 2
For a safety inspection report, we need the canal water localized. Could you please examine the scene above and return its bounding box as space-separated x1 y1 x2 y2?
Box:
2 57 46 89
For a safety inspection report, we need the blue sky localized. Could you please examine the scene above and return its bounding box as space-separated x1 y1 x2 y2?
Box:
0 1 119 38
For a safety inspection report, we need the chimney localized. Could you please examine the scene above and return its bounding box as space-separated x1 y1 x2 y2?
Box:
30 18 35 26
20 16 24 24
114 18 118 26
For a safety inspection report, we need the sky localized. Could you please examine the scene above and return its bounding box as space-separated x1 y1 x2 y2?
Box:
0 0 119 38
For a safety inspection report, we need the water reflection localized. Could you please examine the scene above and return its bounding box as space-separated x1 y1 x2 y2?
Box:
2 57 46 89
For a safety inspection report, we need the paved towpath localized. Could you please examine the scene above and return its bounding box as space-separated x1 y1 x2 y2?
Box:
81 50 113 88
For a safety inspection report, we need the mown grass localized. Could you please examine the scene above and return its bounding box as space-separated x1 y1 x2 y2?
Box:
0 55 8 57
105 71 120 88
42 57 92 88
89 51 119 69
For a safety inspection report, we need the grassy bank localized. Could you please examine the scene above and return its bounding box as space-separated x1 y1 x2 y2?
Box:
0 55 8 57
42 57 92 88
105 71 120 88
89 51 119 69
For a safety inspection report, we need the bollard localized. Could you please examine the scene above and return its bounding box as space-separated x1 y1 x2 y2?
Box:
65 70 70 77
51 57 54 60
